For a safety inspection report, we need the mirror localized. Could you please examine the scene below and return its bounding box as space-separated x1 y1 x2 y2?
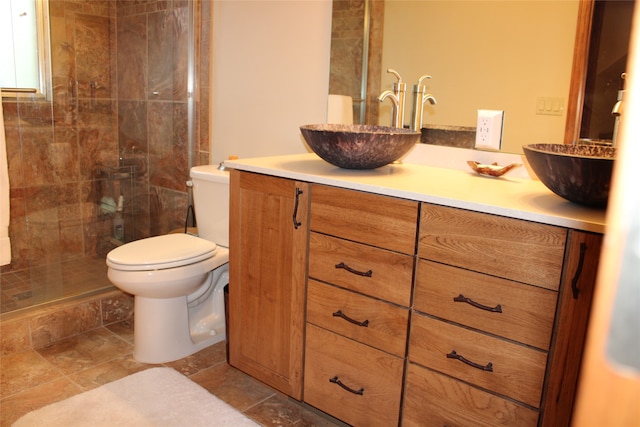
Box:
329 0 631 154
565 0 634 146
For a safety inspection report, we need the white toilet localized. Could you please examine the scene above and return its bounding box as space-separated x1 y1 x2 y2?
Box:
106 165 230 363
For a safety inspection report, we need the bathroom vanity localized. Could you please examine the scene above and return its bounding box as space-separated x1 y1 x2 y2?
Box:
226 153 605 427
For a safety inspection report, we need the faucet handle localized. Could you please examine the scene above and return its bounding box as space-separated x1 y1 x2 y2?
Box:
386 68 404 83
414 75 432 92
417 74 432 85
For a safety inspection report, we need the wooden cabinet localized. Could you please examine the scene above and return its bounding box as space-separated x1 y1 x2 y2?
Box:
303 185 417 426
228 175 602 426
228 170 309 399
405 203 602 427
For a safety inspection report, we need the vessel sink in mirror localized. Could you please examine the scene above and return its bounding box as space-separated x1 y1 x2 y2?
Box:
523 143 616 207
300 124 420 170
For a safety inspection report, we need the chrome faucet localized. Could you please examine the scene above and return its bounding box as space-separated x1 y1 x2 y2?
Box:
410 75 437 132
378 69 407 128
611 72 626 147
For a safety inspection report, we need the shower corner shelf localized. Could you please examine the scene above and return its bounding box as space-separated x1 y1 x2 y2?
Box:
97 163 140 246
99 164 137 180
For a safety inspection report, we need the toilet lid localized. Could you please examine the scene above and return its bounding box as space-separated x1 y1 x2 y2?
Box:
106 234 217 271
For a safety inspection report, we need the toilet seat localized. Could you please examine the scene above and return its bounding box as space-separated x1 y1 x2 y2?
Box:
106 234 217 271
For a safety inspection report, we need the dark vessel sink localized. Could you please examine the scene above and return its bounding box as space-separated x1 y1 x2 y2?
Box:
300 124 420 169
523 143 616 207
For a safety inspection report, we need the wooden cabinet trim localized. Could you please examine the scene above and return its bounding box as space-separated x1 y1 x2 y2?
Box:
539 230 603 426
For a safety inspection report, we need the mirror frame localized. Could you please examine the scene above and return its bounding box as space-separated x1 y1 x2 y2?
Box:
564 0 596 145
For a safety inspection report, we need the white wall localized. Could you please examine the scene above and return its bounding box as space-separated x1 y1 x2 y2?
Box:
211 1 332 164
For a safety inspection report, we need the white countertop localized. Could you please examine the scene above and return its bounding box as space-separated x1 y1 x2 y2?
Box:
224 152 607 234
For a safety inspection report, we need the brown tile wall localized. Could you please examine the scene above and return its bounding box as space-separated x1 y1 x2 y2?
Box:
2 1 118 274
0 290 134 356
329 0 384 125
1 0 210 275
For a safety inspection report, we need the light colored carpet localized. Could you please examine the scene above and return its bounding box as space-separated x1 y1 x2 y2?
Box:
13 367 260 427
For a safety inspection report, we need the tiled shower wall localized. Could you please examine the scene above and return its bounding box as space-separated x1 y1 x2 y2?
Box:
1 0 210 278
329 0 384 125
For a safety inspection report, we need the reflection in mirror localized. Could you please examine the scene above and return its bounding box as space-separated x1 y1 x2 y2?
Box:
580 0 634 145
330 0 578 154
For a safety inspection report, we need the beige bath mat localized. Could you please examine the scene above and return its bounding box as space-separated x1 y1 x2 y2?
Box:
13 367 260 426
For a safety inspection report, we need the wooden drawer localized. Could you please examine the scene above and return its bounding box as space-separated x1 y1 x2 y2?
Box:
304 324 404 426
311 184 418 255
410 313 547 407
309 232 413 306
415 259 557 350
419 204 566 290
307 280 409 357
403 363 539 427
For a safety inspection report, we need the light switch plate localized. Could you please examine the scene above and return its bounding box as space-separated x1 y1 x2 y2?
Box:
536 97 564 116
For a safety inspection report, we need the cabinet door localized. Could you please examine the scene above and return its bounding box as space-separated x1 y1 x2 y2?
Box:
228 170 309 399
540 230 603 427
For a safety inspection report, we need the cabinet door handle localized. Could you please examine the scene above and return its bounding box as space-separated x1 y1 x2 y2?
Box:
571 242 587 299
332 310 369 327
335 262 373 277
453 294 502 313
292 187 303 229
329 376 364 395
446 350 493 372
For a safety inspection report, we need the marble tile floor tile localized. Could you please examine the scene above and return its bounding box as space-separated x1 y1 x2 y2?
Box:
0 257 114 314
0 321 344 427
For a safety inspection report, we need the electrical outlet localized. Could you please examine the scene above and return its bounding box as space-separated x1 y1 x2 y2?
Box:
475 110 504 151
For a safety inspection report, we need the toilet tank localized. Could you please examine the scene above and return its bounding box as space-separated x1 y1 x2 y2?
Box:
190 165 229 247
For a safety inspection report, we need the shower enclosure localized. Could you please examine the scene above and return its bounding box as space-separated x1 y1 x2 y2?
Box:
0 0 211 314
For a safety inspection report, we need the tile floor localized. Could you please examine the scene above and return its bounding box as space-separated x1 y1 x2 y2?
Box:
0 320 344 427
0 257 113 314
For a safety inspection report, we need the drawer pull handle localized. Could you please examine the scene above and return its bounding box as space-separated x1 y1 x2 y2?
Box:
571 242 587 299
453 294 502 313
332 310 369 327
329 376 364 395
292 187 303 229
335 262 372 277
446 350 493 372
